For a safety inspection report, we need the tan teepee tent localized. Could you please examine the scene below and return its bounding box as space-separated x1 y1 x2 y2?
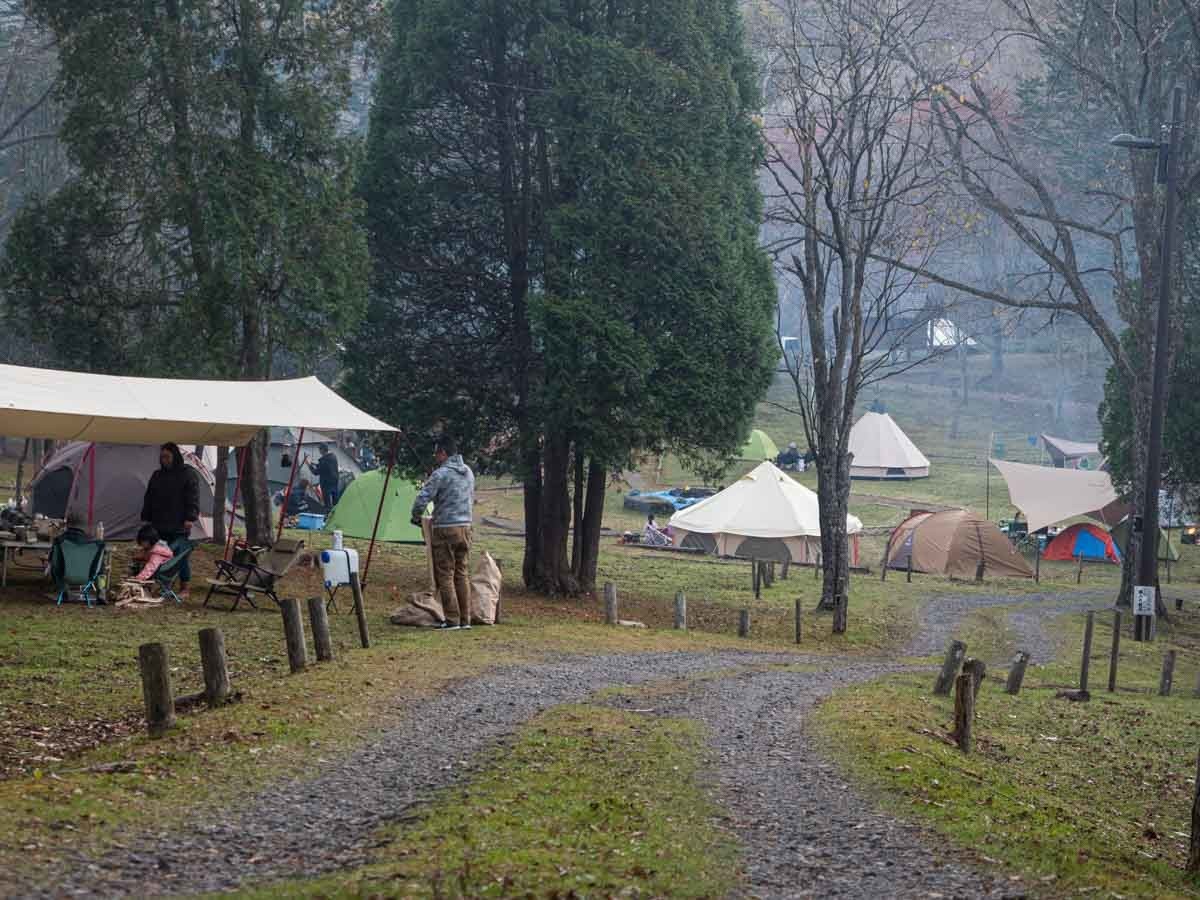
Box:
848 412 930 479
668 461 862 564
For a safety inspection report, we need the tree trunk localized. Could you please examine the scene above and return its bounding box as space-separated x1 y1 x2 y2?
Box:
13 437 30 511
570 449 584 577
212 445 228 546
576 460 607 593
533 433 575 595
815 450 850 611
521 441 542 589
1117 385 1152 607
241 429 272 546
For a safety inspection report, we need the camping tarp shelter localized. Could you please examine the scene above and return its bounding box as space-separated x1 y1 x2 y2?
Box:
1041 434 1101 469
30 442 217 540
1110 517 1180 562
669 460 862 564
1042 523 1120 563
989 458 1126 533
325 470 424 543
227 426 362 499
885 509 1033 579
739 429 779 462
848 412 930 479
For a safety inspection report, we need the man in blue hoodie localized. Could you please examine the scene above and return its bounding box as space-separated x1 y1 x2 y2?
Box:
411 435 476 630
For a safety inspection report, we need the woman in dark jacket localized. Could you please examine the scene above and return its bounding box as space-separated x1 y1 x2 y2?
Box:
141 442 199 598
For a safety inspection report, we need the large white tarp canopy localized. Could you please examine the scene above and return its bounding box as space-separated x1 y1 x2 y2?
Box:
990 458 1126 533
0 364 395 446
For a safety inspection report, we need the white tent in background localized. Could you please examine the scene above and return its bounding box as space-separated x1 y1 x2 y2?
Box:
668 461 863 564
847 412 930 479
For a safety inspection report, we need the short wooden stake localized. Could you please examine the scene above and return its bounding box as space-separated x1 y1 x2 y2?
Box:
794 597 803 644
814 553 820 580
933 640 966 696
280 597 309 673
738 608 750 638
963 657 986 699
1076 553 1084 584
1034 550 1040 583
349 572 371 649
1189 748 1200 872
1005 651 1030 695
752 558 761 598
1160 650 1177 697
1193 668 1200 700
832 594 847 634
604 581 618 625
906 554 912 583
673 591 686 630
953 672 974 754
307 596 334 662
198 628 230 706
1079 611 1095 695
1104 610 1121 692
137 642 175 737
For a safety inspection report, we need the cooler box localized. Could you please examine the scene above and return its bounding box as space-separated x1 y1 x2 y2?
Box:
296 512 326 530
320 548 359 589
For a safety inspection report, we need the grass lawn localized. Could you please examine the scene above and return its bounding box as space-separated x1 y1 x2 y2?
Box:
231 704 737 898
812 596 1200 898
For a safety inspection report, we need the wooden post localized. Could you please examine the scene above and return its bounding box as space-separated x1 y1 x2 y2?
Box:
781 559 790 580
933 640 966 696
752 558 761 599
974 559 986 584
832 594 847 634
198 628 230 706
953 672 975 754
673 591 686 630
280 597 308 673
1189 748 1200 873
307 596 334 662
349 572 370 649
738 608 750 638
1005 651 1030 695
1177 595 1184 612
1108 610 1122 693
1034 549 1040 583
604 581 618 625
963 658 986 699
814 552 820 580
1079 611 1095 696
794 597 803 644
1160 650 1177 697
1193 669 1200 700
1076 553 1084 584
137 643 175 737
906 554 912 583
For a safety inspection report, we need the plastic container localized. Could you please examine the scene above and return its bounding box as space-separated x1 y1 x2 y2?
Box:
296 512 326 531
320 548 359 589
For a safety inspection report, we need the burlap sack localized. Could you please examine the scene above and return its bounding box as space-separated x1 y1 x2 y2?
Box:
388 591 445 627
470 551 501 625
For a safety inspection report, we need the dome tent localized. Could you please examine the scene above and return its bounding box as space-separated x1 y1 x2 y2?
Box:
324 469 424 543
885 509 1032 579
1042 523 1120 563
30 442 216 540
847 412 929 479
668 461 861 564
739 429 779 462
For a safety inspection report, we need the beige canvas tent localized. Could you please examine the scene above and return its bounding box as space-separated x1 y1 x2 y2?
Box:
885 509 1033 579
668 461 862 564
990 458 1126 533
848 412 930 479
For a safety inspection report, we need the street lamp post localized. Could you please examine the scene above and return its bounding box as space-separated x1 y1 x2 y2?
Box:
1110 85 1185 641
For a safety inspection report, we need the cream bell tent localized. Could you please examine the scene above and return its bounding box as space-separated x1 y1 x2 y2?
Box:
848 412 930 479
668 461 862 564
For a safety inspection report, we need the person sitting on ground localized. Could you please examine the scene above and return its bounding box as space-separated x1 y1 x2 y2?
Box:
131 524 174 583
643 513 670 547
776 441 802 471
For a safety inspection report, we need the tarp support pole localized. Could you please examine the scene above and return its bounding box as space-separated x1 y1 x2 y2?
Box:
276 427 305 542
362 431 400 587
87 443 96 529
225 445 249 561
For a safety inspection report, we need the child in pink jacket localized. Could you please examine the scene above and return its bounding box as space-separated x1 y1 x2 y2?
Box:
132 525 174 582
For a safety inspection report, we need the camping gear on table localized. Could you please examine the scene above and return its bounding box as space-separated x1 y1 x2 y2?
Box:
1110 516 1180 562
1041 523 1120 563
847 412 929 479
668 460 862 564
323 470 425 543
738 429 779 462
389 550 502 626
203 537 306 611
50 537 107 606
884 509 1033 579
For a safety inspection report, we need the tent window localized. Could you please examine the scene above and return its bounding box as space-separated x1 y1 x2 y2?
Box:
886 467 907 477
681 532 717 554
733 536 792 563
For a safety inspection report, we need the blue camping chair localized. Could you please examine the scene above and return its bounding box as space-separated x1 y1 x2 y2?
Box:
151 540 196 604
51 538 106 607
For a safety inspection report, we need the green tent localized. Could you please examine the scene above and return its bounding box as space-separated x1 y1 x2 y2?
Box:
1110 517 1181 562
740 429 779 461
324 470 425 543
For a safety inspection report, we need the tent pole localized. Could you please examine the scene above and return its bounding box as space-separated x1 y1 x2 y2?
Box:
362 431 400 587
276 427 305 543
87 442 96 529
225 445 249 561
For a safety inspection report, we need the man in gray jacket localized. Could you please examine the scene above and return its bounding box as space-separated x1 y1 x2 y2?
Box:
411 435 476 629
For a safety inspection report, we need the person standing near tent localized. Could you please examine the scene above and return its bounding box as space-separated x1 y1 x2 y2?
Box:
140 442 199 599
308 444 340 512
411 435 475 630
